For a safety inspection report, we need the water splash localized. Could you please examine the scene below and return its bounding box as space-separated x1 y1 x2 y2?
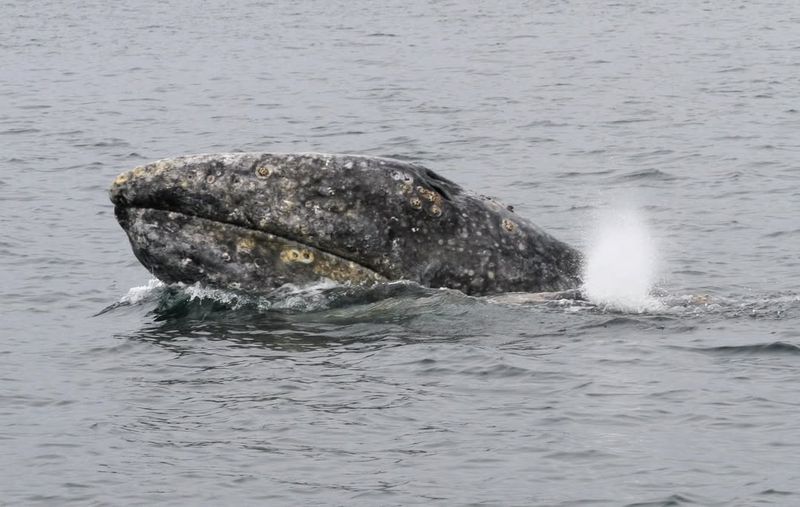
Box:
581 206 662 313
110 277 442 317
120 278 165 304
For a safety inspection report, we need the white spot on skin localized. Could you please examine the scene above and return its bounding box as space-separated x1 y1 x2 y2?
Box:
487 271 495 280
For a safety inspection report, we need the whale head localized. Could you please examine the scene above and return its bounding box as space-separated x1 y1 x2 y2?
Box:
110 153 581 294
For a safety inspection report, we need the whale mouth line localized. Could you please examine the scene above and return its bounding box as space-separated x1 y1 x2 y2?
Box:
116 205 385 279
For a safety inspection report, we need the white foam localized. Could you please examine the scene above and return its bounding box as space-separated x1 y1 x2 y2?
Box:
182 283 246 307
177 278 349 311
581 206 663 313
257 279 343 311
120 278 164 304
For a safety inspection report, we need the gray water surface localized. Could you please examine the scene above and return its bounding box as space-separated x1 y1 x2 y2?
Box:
2 1 800 505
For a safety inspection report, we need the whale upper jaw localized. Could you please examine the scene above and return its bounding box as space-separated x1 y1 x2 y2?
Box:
109 153 397 291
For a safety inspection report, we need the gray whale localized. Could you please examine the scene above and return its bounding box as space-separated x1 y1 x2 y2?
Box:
110 153 582 295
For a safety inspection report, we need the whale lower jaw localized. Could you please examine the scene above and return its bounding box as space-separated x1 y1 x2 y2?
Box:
115 207 387 292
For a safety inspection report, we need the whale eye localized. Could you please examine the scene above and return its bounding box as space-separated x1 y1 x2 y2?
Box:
256 166 272 178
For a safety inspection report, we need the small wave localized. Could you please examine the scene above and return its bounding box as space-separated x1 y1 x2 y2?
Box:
604 117 654 125
0 128 40 135
18 104 52 110
612 168 678 182
578 316 650 328
624 493 699 507
556 169 614 179
763 228 800 238
520 119 570 128
758 489 795 497
678 341 800 356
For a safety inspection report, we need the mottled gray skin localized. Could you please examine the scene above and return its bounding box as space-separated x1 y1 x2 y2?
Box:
110 153 582 295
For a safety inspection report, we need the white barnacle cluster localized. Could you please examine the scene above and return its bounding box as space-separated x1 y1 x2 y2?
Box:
390 170 412 182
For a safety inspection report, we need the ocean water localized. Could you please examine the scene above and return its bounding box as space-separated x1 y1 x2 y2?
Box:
2 0 800 505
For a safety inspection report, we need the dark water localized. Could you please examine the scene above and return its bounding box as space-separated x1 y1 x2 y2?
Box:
3 0 800 504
